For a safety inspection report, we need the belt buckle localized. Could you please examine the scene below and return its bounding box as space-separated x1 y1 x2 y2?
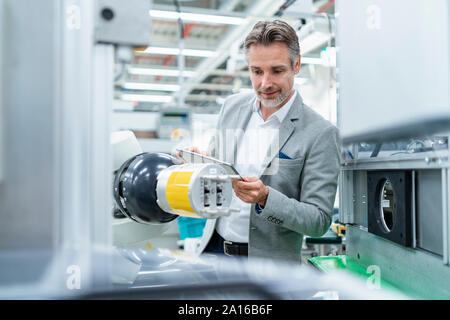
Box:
223 240 233 256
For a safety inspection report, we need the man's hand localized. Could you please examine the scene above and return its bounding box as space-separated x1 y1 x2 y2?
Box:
232 176 269 207
176 146 211 163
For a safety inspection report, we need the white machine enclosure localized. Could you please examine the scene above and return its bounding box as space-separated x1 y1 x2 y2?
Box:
336 0 450 143
336 0 450 299
0 0 152 296
95 0 151 46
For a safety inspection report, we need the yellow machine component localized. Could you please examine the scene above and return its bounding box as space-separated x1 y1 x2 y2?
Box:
165 171 200 218
332 222 346 237
156 163 234 219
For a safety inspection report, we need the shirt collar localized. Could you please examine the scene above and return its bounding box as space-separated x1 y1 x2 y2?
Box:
253 90 297 123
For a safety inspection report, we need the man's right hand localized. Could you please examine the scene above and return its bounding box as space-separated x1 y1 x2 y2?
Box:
176 147 211 163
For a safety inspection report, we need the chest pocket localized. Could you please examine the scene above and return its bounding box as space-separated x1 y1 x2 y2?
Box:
277 157 304 166
263 157 304 198
277 157 304 178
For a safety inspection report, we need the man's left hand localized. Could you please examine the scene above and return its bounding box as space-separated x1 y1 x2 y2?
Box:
232 176 269 207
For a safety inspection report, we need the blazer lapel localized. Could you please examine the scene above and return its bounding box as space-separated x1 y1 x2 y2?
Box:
259 93 302 177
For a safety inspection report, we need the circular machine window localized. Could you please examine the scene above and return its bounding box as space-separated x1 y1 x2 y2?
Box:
379 179 395 233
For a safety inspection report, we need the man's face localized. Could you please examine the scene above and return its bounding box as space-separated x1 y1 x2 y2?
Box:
248 42 300 108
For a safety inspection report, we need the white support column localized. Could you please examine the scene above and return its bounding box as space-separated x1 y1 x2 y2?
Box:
443 169 450 266
49 0 112 294
339 170 354 224
442 168 449 265
49 0 97 293
90 43 114 287
0 0 4 183
444 168 450 265
411 170 416 249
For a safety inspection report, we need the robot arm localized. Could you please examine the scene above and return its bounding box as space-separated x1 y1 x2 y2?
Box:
111 131 236 225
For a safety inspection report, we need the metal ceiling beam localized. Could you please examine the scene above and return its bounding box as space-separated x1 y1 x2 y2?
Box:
219 0 242 12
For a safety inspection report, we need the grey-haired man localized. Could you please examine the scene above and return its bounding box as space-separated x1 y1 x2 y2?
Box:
186 20 340 263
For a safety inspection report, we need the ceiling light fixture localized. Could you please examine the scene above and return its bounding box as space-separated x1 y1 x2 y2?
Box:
121 94 173 103
123 83 180 91
128 67 197 78
301 57 324 65
149 9 245 25
294 77 309 85
140 46 217 58
299 32 331 55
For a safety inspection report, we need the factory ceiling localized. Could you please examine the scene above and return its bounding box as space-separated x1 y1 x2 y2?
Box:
114 0 335 113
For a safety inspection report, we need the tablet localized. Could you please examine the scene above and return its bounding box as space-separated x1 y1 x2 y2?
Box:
176 148 243 180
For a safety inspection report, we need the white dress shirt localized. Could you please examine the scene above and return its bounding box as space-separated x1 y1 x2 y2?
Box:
216 90 297 243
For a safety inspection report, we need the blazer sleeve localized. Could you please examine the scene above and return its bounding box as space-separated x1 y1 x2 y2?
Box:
259 125 341 237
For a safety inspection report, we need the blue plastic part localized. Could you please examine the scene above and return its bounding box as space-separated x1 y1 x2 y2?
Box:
178 217 206 240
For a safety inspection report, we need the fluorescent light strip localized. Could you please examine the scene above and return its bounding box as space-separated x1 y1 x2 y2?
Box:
149 9 244 25
138 269 181 275
294 77 309 85
123 82 180 91
128 67 197 78
121 94 173 103
301 57 323 65
183 49 217 57
142 46 216 58
299 32 331 55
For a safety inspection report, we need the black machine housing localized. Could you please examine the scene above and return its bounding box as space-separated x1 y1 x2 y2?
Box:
113 152 181 225
367 170 413 247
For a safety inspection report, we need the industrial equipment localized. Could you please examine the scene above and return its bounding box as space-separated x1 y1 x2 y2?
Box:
0 0 153 294
157 107 192 139
337 0 450 143
334 0 450 299
110 130 236 253
113 152 235 224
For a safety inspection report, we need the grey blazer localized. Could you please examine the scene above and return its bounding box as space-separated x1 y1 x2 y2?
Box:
194 91 341 263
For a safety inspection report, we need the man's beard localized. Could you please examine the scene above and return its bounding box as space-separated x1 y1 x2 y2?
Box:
256 88 292 108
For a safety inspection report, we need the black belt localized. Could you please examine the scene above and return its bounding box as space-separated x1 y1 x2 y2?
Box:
223 240 248 256
213 231 248 256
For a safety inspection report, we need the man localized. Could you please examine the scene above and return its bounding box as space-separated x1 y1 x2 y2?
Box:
184 20 340 263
